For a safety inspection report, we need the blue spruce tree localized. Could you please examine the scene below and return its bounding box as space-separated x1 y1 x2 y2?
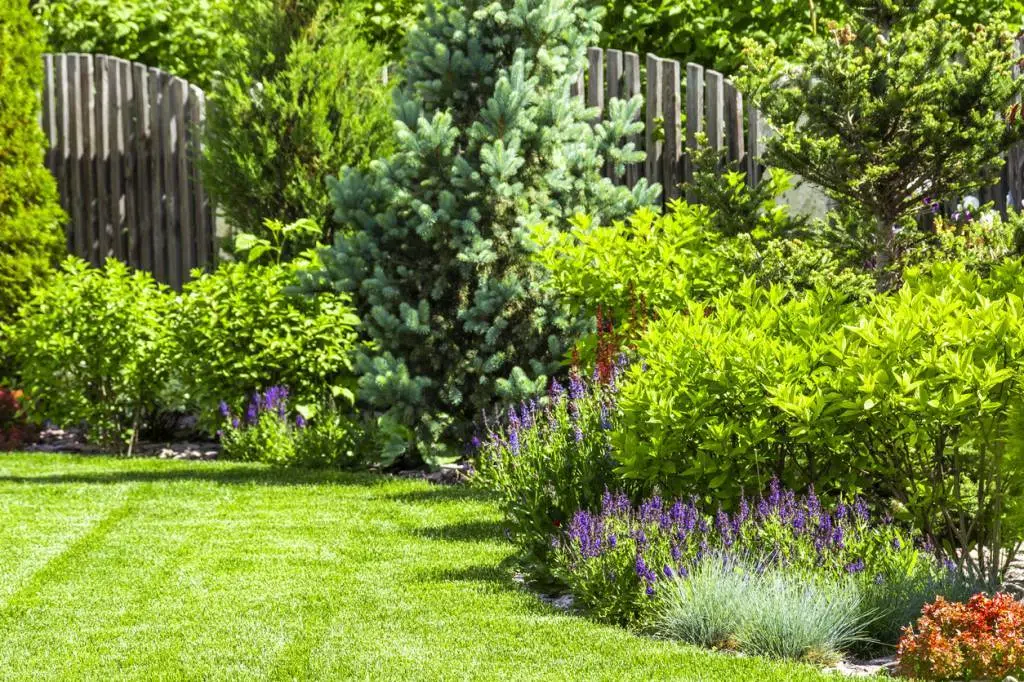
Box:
306 0 659 463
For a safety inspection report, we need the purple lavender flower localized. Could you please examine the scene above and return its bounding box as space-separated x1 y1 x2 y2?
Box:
634 554 650 580
663 565 674 579
768 477 782 509
806 485 821 520
519 402 534 429
669 501 685 525
549 379 565 405
671 544 681 562
568 371 586 400
296 414 307 429
469 435 481 450
645 585 655 597
831 525 845 549
737 496 750 526
632 529 648 550
219 400 230 418
599 402 612 431
573 424 583 443
509 427 521 455
245 401 258 425
507 406 521 431
231 416 240 429
640 496 662 523
854 497 870 522
608 534 617 548
792 509 806 534
891 537 901 551
844 558 865 574
601 489 613 514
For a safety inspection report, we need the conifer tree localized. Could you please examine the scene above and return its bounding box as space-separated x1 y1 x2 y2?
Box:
740 0 1024 288
0 0 65 320
306 0 658 462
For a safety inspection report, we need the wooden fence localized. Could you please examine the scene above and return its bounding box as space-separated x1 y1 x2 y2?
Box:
40 53 215 290
572 48 762 205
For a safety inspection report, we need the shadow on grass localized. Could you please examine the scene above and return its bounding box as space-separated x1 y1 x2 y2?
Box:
387 484 493 505
0 463 394 488
417 558 573 617
415 518 506 543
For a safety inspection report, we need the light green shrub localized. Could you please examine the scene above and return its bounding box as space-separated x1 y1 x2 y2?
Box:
617 259 1024 584
2 259 173 451
170 260 361 427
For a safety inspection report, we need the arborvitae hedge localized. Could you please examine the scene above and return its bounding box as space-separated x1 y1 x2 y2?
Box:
0 0 65 321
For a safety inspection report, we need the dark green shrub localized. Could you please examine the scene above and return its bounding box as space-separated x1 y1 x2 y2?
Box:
31 0 242 90
739 0 1024 288
0 0 65 322
2 259 173 452
307 0 657 464
170 261 360 427
616 260 1024 585
202 6 394 251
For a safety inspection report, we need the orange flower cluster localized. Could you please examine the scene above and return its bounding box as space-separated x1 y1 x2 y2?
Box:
897 593 1024 681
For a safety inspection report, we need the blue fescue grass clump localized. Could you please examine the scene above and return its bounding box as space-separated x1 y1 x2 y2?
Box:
654 556 871 664
552 478 970 653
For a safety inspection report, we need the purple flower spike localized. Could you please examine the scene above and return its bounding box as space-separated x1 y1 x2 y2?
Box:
854 497 869 522
219 400 230 418
568 371 586 400
549 379 565 405
296 414 307 429
246 401 258 425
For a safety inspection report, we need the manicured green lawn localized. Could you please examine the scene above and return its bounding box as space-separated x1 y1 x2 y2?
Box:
0 454 869 681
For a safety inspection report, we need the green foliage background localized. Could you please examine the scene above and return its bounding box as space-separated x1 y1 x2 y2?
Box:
592 0 1024 75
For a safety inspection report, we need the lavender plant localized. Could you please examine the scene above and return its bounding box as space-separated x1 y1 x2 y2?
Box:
553 478 964 643
219 386 367 468
473 356 627 581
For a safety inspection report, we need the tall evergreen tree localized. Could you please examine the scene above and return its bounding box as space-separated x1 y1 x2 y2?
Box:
0 0 65 320
306 0 658 463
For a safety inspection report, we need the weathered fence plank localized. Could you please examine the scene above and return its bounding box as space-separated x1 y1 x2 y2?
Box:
587 47 604 121
644 54 664 190
40 53 216 288
724 80 744 166
95 55 110 263
663 59 682 201
623 52 642 188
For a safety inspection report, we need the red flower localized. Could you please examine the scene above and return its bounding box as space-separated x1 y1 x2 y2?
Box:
897 593 1024 680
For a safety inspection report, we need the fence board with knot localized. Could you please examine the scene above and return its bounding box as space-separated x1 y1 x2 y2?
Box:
40 53 215 290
